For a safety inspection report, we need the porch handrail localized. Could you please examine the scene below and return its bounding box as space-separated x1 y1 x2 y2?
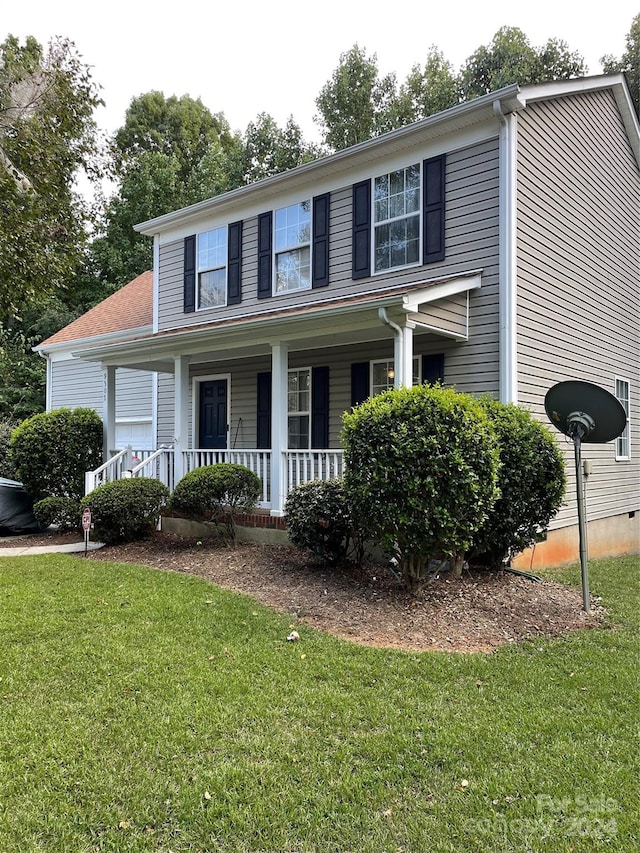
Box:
285 449 344 493
130 445 175 493
84 446 131 495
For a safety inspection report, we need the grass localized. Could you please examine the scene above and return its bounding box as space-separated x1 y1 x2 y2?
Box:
0 553 637 852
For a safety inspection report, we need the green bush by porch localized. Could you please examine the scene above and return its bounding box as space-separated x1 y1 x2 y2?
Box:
85 477 169 545
342 384 500 591
168 463 261 539
9 407 103 502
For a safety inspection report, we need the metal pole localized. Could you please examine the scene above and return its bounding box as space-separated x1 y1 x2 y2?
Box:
573 434 590 612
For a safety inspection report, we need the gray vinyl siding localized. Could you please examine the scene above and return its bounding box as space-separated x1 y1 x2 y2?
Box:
516 89 640 528
50 360 103 411
155 139 501 401
50 361 153 421
156 373 175 446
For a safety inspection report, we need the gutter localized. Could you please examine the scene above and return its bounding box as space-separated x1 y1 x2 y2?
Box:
493 99 518 404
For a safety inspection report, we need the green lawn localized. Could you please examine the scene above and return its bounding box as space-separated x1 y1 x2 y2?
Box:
0 552 637 852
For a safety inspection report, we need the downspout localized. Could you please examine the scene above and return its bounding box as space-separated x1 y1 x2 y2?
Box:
37 350 52 411
493 99 518 404
378 307 403 387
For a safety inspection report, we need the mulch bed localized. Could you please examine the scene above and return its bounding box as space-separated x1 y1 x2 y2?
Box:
0 530 604 653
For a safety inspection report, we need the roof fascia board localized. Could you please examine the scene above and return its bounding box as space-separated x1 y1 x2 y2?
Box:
34 324 153 357
135 85 523 238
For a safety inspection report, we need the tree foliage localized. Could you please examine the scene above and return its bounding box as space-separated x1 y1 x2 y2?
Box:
601 12 639 115
459 27 586 100
0 35 103 320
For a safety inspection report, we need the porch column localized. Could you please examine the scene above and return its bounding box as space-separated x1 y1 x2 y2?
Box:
103 365 116 460
270 342 289 516
174 355 190 484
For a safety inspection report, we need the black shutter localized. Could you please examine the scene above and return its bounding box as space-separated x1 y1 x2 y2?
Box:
184 234 196 313
352 180 371 279
422 353 445 385
423 155 446 264
227 220 242 305
257 211 273 299
351 362 370 407
311 366 329 449
256 371 272 449
312 193 330 288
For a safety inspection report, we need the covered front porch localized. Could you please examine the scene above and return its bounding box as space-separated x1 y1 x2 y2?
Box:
80 272 482 513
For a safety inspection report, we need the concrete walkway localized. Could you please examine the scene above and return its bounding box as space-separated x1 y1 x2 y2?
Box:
0 541 104 556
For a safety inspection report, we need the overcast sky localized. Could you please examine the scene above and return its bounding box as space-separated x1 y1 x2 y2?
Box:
4 1 636 142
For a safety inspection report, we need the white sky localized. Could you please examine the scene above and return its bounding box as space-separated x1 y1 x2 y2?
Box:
4 1 636 142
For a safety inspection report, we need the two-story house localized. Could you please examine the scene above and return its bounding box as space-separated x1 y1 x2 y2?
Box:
37 74 640 566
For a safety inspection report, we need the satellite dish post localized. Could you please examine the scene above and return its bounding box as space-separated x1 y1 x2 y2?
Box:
545 382 626 614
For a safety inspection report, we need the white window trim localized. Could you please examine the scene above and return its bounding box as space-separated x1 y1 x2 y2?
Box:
370 356 420 395
287 366 311 449
273 200 312 296
615 376 630 461
196 226 228 311
371 162 422 276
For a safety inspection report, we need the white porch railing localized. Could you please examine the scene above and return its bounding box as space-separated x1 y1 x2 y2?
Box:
182 449 271 505
85 447 345 511
84 446 148 494
130 446 175 493
285 450 344 492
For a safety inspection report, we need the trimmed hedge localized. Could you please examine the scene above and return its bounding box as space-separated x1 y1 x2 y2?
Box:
33 497 82 532
285 478 358 567
10 408 103 502
168 463 261 539
342 384 500 592
469 399 566 568
85 478 169 545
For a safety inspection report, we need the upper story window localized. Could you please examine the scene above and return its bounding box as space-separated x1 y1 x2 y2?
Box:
373 164 421 273
197 226 228 309
275 201 311 293
615 378 630 459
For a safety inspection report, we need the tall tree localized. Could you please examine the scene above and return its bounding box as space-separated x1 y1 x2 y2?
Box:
315 45 397 150
242 113 320 184
459 27 586 100
0 35 103 320
601 13 639 115
389 47 459 127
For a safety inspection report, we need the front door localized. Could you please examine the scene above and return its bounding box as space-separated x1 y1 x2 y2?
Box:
199 379 228 449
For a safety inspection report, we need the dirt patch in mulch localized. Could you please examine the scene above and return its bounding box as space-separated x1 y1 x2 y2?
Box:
0 530 604 653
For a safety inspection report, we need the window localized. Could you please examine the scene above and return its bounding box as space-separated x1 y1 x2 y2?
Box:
275 201 311 293
374 164 421 272
197 226 227 309
288 368 310 448
371 357 420 395
615 378 630 459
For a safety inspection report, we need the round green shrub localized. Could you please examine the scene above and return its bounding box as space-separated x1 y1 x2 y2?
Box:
33 496 82 532
10 407 103 502
285 478 355 566
468 399 566 568
342 384 500 592
168 463 261 538
85 477 169 545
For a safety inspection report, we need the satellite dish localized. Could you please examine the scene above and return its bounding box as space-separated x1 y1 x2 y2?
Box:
545 380 627 444
544 380 627 613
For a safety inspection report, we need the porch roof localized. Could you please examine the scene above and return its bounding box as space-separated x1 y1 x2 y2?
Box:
73 271 482 373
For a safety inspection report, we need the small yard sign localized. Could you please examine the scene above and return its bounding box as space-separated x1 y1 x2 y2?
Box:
82 507 91 555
